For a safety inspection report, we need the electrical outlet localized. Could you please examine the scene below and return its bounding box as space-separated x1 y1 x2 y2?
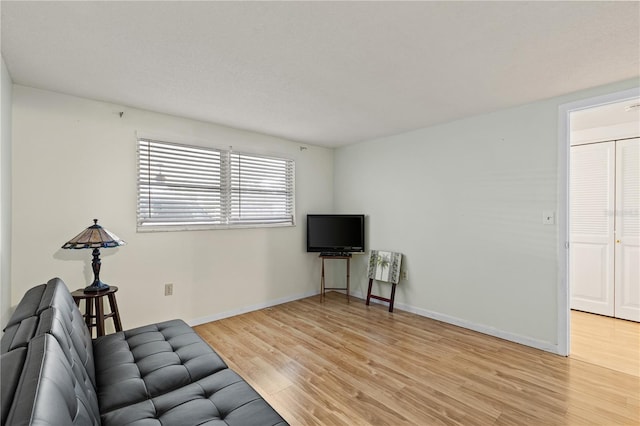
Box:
164 283 173 296
401 270 408 280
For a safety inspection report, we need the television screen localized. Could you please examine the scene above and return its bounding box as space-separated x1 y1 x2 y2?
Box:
306 214 365 253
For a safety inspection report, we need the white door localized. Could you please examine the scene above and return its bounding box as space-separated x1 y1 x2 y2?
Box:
570 142 615 316
614 138 640 322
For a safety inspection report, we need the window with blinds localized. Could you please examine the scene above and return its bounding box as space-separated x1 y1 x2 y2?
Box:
230 152 295 226
137 138 295 230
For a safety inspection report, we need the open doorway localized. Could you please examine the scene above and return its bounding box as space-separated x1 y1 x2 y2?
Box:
570 99 639 322
560 90 639 373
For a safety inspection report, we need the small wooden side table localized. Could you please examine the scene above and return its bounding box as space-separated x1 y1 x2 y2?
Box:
71 286 123 338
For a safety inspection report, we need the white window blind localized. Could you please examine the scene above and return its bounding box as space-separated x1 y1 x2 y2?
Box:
230 152 295 225
137 138 295 230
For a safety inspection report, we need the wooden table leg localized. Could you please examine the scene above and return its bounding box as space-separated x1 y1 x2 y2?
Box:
95 296 105 337
321 257 325 299
107 293 123 332
389 283 397 313
366 278 373 306
85 299 93 330
346 257 350 302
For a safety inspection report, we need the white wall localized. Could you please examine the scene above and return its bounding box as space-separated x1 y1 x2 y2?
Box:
11 85 333 329
1 57 13 328
334 78 639 352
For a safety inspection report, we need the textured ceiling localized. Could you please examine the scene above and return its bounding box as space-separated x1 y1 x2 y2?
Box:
2 1 639 147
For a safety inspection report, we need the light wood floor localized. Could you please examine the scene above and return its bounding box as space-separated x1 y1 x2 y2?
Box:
195 293 640 425
571 310 640 378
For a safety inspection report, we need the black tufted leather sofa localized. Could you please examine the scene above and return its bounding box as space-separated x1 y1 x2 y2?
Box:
1 278 288 426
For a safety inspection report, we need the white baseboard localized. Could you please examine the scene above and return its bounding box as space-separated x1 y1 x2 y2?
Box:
190 288 559 355
395 301 559 354
187 289 319 327
351 289 560 355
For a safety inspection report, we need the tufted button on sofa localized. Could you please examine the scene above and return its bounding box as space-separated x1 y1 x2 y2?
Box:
1 278 288 426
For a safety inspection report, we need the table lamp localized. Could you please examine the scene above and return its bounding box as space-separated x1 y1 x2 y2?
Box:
61 219 126 292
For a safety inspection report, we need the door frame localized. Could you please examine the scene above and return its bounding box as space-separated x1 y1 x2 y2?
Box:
557 87 640 356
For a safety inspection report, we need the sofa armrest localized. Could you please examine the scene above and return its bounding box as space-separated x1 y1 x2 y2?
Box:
4 334 101 426
1 347 27 425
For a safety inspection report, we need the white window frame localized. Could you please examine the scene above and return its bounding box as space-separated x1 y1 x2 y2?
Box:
137 138 295 232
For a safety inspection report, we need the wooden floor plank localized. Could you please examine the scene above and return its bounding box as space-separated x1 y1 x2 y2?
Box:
571 309 640 378
195 293 640 425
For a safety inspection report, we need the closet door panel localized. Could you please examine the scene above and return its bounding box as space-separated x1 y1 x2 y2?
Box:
615 138 639 322
570 142 615 316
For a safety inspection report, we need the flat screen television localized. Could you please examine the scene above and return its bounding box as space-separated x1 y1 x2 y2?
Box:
306 214 365 254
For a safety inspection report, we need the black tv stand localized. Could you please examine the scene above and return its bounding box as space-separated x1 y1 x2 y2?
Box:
319 254 351 302
320 252 352 257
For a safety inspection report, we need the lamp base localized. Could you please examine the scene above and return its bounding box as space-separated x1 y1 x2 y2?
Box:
84 281 110 293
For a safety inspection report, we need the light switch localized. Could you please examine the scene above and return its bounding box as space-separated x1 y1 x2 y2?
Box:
542 210 555 225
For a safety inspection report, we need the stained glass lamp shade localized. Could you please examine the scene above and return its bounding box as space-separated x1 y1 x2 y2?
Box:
61 219 126 292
